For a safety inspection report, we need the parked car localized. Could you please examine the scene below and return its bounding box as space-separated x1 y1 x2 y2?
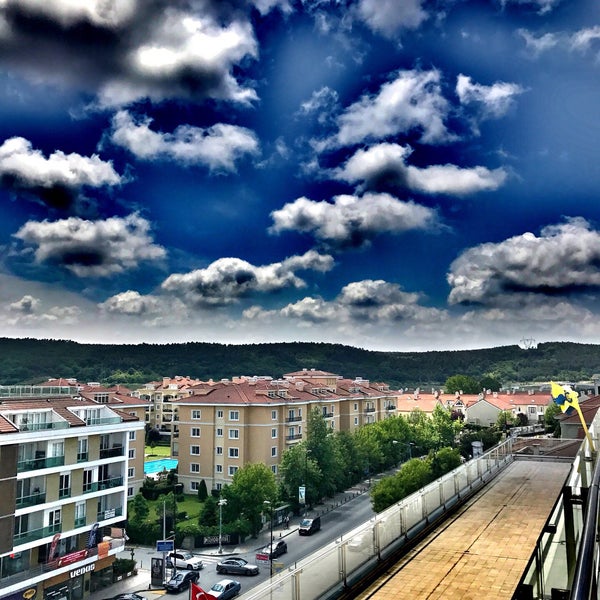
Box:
167 551 204 570
105 595 146 600
206 579 241 599
164 570 199 593
298 516 321 535
216 557 260 576
260 539 287 558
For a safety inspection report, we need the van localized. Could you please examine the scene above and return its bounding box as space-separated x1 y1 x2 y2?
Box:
298 516 321 535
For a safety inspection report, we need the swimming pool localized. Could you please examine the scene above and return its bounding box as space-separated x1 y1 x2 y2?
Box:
144 458 178 474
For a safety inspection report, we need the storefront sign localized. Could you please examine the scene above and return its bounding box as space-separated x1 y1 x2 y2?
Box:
3 588 37 600
57 549 89 567
70 564 95 578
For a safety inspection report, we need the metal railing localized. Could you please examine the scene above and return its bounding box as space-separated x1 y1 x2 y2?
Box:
241 440 513 600
16 455 65 472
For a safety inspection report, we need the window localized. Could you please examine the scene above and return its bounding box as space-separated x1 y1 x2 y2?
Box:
77 437 88 462
191 427 200 437
330 405 335 415
48 508 61 528
229 429 239 439
128 487 134 497
354 417 359 426
216 446 223 455
191 445 200 455
59 473 70 498
83 469 93 492
271 428 277 438
271 447 277 457
228 466 238 476
228 448 239 458
190 482 199 492
128 431 136 440
192 410 201 419
191 463 200 473
216 483 222 491
354 403 358 411
271 410 277 420
229 410 239 421
128 448 135 459
216 427 223 437
216 465 223 473
271 465 278 474
331 421 335 429
128 467 135 478
217 410 224 418
528 406 537 415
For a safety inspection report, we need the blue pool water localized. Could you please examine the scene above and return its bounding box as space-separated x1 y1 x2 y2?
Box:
144 458 178 474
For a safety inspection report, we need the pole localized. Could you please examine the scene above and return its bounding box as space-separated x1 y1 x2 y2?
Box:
172 486 177 578
218 498 227 554
162 500 166 584
263 500 273 577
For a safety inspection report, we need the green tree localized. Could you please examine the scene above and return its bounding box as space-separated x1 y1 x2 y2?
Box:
225 463 277 537
479 375 501 392
197 479 208 501
429 447 462 478
129 493 149 522
431 404 460 448
544 402 562 436
279 443 322 513
198 495 218 527
445 374 480 395
306 408 339 499
496 410 518 430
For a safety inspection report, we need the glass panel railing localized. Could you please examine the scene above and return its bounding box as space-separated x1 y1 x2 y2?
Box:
15 491 46 508
58 488 71 499
86 417 121 425
14 523 61 545
77 452 89 463
99 447 124 459
99 476 123 489
74 516 87 528
16 455 65 472
97 506 123 521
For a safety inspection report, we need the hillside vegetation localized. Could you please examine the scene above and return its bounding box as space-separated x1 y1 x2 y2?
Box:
0 338 598 388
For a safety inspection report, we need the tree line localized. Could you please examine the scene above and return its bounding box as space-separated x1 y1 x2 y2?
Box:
1 337 599 388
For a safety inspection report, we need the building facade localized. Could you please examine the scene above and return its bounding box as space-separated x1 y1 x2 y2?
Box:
173 370 404 494
0 396 145 600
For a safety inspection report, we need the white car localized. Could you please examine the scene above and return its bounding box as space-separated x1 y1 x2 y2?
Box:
167 551 203 570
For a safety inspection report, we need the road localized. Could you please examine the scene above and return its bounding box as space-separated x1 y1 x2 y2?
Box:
153 485 376 598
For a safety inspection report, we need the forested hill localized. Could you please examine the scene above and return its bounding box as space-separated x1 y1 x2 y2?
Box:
0 338 599 389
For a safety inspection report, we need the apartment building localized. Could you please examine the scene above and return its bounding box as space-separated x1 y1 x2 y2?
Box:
131 376 206 435
0 396 145 600
173 370 403 494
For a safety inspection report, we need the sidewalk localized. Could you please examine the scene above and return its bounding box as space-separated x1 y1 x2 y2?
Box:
90 478 373 600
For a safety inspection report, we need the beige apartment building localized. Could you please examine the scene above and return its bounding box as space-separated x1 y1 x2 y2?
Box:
0 395 145 600
173 369 402 494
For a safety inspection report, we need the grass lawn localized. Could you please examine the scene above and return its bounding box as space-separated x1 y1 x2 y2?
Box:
149 494 203 521
145 444 171 458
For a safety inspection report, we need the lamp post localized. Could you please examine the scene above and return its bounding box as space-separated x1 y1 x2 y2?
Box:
392 440 415 464
218 498 227 554
303 448 311 516
263 500 273 577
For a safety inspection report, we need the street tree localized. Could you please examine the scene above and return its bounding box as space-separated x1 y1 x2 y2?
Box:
445 374 480 394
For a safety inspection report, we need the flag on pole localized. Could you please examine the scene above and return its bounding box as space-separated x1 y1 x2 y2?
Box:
190 581 210 600
550 381 595 452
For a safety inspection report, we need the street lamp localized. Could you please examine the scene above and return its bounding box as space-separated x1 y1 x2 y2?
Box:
263 500 274 577
303 448 312 516
218 498 227 554
392 440 415 463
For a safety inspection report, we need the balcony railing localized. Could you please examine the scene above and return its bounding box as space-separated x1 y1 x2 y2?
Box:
14 523 61 545
99 446 124 459
17 455 65 473
322 412 334 418
58 487 71 499
364 407 376 413
386 405 396 411
85 417 121 425
16 490 46 508
99 476 124 490
74 516 87 528
77 452 89 462
286 416 302 422
19 421 69 432
97 506 123 521
286 434 303 441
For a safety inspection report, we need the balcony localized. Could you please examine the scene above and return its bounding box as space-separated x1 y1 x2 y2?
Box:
364 407 376 413
99 476 124 490
85 416 121 426
386 405 396 411
286 434 303 442
19 421 69 432
14 523 61 545
97 506 123 521
99 446 124 459
286 416 302 423
16 490 46 508
17 455 65 473
322 412 334 418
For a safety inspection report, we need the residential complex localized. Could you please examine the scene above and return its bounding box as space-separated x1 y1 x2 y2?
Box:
0 394 145 600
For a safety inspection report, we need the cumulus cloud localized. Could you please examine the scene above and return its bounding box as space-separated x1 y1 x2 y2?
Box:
109 110 259 171
447 218 600 306
517 29 560 56
0 136 121 208
335 143 507 195
355 0 428 38
160 250 334 307
245 279 447 326
570 26 600 53
9 294 39 314
0 1 258 107
456 74 525 119
316 69 453 151
5 293 81 325
14 213 166 277
99 290 163 316
269 192 440 248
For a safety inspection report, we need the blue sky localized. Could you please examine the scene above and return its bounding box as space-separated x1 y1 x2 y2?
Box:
0 0 598 351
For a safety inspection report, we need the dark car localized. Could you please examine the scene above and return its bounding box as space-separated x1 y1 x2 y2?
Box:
106 595 146 600
206 579 241 599
216 557 260 576
164 569 199 592
261 539 287 558
298 516 321 535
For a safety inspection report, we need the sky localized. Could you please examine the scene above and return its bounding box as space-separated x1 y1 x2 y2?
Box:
0 0 598 352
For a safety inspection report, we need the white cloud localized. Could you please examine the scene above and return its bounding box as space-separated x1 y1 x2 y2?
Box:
335 143 507 195
456 74 525 119
355 0 428 38
109 110 259 171
0 2 258 107
252 0 293 16
500 0 562 15
447 217 600 305
316 69 453 150
99 290 162 316
570 26 600 53
270 192 440 248
0 136 121 189
160 250 334 307
14 213 166 277
9 294 39 314
517 29 560 56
